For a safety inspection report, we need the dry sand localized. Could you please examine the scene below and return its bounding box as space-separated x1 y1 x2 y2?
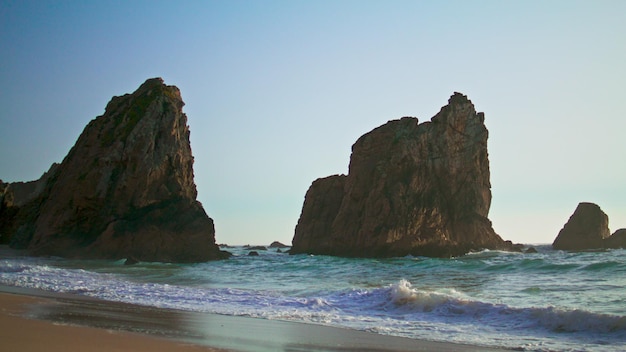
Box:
0 286 508 352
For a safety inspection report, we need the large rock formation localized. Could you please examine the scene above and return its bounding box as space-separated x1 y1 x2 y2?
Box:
552 202 626 250
0 78 228 262
292 93 515 258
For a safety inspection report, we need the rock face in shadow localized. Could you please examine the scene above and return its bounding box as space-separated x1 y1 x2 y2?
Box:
552 202 626 250
552 203 609 250
0 164 59 247
605 229 626 249
291 93 514 258
0 78 228 262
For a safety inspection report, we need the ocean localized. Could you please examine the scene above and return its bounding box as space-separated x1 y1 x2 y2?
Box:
1 245 625 351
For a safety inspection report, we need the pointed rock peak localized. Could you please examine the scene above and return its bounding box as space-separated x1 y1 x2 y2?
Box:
448 92 472 105
130 77 166 96
576 202 603 211
139 77 165 88
104 77 182 115
134 77 182 101
431 92 483 124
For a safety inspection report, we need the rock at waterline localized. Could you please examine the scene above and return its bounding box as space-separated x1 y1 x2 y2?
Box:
269 241 290 248
605 228 626 249
0 78 229 262
292 93 516 258
553 202 626 250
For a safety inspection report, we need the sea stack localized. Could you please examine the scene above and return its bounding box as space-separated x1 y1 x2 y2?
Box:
0 78 228 262
291 93 514 258
552 202 626 250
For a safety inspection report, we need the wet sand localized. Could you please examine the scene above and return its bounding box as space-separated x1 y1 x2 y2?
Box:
0 291 224 351
0 285 508 352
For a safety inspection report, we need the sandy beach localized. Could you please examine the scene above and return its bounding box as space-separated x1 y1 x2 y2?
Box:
0 293 224 352
0 286 507 352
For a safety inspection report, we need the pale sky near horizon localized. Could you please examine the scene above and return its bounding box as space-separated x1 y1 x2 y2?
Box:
1 0 624 246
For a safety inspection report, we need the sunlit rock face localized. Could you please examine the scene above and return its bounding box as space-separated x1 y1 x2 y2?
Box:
292 93 514 258
0 78 228 262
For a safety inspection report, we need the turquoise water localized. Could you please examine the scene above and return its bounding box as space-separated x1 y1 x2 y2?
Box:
1 245 625 351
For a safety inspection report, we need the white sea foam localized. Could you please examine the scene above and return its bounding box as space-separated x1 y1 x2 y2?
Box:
2 248 626 352
388 279 452 310
529 306 626 333
376 279 626 336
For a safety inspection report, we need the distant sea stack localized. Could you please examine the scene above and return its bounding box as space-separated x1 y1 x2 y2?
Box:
291 93 516 258
552 202 626 250
0 78 229 262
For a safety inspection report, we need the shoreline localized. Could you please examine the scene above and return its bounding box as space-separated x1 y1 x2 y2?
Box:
0 289 224 352
0 285 510 352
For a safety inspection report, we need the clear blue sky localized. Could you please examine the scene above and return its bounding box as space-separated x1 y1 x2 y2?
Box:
1 0 624 245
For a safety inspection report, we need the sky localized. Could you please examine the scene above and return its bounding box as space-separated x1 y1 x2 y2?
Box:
1 0 624 246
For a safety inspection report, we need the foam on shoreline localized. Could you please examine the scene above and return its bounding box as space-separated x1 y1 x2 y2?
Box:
0 285 508 352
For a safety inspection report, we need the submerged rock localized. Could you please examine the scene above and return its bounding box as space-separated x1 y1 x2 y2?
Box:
552 202 626 251
0 78 228 262
291 93 514 258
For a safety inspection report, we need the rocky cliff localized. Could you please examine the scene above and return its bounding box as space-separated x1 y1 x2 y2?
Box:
292 93 515 258
0 78 228 262
552 202 626 250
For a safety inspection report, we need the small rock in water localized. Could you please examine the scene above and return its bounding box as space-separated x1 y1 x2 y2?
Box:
269 241 289 248
124 256 140 265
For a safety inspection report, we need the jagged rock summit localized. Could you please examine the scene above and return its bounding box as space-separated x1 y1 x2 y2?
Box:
291 93 516 258
0 78 228 262
552 202 626 250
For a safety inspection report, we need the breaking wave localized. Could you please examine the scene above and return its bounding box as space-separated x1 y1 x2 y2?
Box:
378 279 626 334
2 247 626 351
